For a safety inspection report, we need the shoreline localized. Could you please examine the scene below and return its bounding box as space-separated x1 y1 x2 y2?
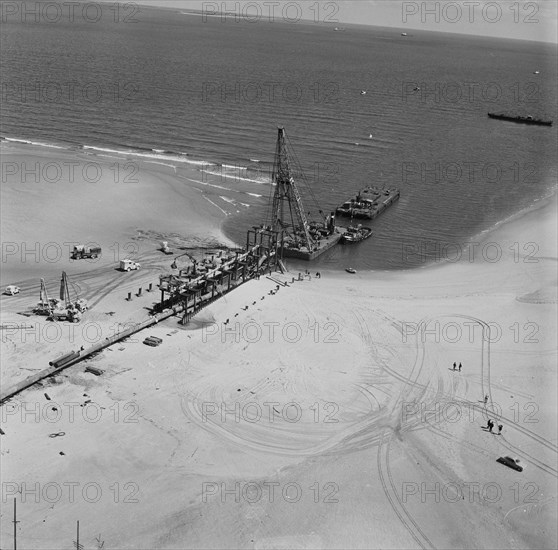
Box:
0 141 238 286
1 139 556 548
2 10 557 546
3 137 556 282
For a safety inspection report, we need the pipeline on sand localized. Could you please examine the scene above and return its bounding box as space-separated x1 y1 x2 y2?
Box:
0 303 184 406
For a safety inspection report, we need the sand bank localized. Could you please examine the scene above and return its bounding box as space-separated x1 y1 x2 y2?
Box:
0 141 238 287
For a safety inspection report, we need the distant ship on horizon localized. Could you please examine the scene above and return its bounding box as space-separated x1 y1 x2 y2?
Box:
487 112 553 127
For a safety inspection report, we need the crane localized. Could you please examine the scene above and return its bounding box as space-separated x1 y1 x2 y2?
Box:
33 273 86 322
60 271 71 308
34 278 54 316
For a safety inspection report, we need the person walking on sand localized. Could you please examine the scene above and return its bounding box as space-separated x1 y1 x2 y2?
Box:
458 363 462 372
484 394 489 404
498 424 503 435
488 420 493 433
453 362 456 370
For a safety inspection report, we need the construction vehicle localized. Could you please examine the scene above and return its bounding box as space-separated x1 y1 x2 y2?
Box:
33 273 86 322
120 259 141 271
60 271 87 311
51 271 84 322
71 244 101 260
160 241 173 255
50 304 81 323
33 278 55 316
74 298 88 312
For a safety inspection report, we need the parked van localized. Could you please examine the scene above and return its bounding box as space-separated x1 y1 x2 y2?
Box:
120 259 141 271
4 285 20 295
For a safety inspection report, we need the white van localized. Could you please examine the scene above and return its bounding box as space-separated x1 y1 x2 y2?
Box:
5 285 20 295
120 259 141 272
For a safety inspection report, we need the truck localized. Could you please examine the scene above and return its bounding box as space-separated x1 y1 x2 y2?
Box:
71 245 101 260
49 306 82 323
120 259 141 272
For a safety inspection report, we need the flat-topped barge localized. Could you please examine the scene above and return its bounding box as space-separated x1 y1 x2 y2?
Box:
336 186 400 220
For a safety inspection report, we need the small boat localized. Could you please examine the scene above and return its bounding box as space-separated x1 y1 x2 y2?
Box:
360 90 367 95
346 268 356 274
487 112 552 126
341 224 373 244
401 32 407 36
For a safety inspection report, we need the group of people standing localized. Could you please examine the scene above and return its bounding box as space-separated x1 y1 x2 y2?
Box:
448 364 505 435
486 419 503 435
483 394 503 434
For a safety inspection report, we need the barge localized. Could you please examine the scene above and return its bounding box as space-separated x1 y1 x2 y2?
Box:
336 186 400 220
281 227 342 260
267 127 343 261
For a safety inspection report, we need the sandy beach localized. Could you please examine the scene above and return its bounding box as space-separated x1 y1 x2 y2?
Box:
0 142 239 286
1 143 557 549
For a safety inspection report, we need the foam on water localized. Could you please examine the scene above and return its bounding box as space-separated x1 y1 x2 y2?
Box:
2 14 555 270
2 136 67 149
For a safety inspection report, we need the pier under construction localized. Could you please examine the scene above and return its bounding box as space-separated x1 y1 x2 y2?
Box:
0 128 352 405
155 127 342 322
155 226 283 323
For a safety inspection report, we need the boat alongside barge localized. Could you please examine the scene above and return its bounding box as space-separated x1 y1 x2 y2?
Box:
340 224 373 244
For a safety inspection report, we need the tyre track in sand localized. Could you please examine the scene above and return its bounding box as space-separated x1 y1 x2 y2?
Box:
356 309 556 548
348 309 439 548
375 311 557 477
447 314 557 477
175 308 399 458
377 432 436 550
